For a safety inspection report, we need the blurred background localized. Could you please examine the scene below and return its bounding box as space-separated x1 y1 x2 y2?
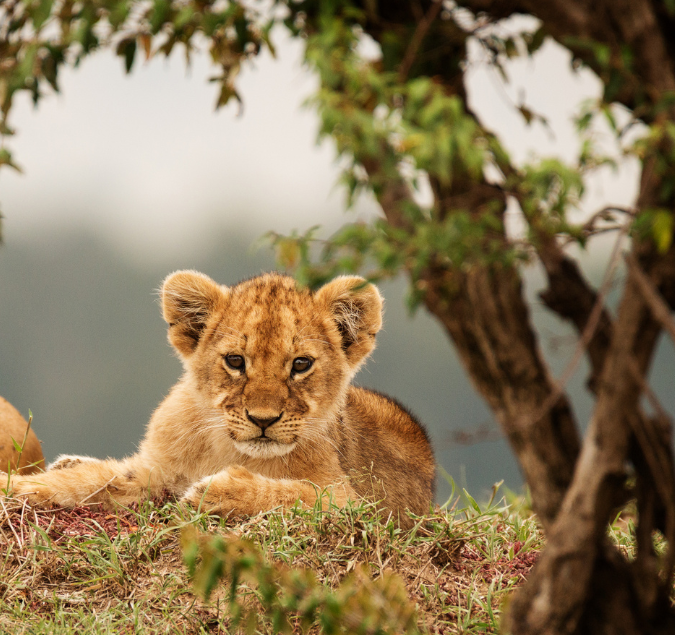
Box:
1 26 672 503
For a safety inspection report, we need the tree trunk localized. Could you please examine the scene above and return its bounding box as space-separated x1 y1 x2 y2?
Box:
458 2 675 631
506 247 675 633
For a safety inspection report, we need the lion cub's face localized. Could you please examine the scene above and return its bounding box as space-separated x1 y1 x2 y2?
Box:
161 271 383 459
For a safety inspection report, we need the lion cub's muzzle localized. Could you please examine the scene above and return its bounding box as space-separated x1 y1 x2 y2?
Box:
233 409 298 459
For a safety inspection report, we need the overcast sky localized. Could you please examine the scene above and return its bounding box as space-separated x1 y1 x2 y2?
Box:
0 24 640 267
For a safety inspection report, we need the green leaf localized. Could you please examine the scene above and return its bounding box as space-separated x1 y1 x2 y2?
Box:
525 27 546 55
575 110 594 132
181 525 200 578
652 209 674 254
463 489 482 514
504 37 518 59
116 38 137 74
0 148 22 173
602 104 618 132
109 0 131 29
41 44 65 92
214 81 241 110
173 6 195 30
73 8 99 54
11 436 22 453
149 0 171 33
30 0 54 31
593 42 611 68
26 519 52 549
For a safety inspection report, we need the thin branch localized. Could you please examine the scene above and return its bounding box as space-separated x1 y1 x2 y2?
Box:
526 223 628 428
559 225 627 247
583 205 637 223
559 207 636 247
626 252 675 345
398 0 443 82
445 422 503 446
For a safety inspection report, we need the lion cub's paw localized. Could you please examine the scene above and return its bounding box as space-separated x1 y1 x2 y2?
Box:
181 466 257 517
5 474 59 507
49 454 99 471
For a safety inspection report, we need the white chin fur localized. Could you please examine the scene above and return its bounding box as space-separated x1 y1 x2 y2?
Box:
233 440 297 459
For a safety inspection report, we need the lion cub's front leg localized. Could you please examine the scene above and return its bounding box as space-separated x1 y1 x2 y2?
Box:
181 466 351 517
6 457 156 508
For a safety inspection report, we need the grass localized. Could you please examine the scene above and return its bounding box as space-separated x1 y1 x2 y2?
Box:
0 486 548 634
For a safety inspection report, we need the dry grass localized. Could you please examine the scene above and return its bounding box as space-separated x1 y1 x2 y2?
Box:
0 487 545 634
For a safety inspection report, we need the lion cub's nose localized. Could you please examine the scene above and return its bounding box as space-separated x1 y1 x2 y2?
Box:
246 411 282 430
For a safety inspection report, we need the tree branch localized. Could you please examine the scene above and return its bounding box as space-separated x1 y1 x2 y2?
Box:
398 0 443 82
626 252 675 345
532 225 625 418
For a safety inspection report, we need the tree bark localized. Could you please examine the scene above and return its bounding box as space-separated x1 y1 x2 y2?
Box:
506 252 675 633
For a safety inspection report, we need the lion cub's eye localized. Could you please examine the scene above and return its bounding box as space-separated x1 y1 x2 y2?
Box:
225 354 245 371
292 357 313 374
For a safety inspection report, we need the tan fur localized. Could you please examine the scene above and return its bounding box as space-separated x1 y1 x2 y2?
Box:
0 397 45 474
6 272 435 526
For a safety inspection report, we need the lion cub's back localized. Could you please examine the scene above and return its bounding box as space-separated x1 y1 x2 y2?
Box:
339 386 435 520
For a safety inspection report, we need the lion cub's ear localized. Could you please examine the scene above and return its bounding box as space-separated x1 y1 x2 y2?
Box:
161 270 227 356
316 276 383 369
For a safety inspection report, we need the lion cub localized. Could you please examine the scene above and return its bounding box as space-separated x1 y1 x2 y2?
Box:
7 272 435 525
